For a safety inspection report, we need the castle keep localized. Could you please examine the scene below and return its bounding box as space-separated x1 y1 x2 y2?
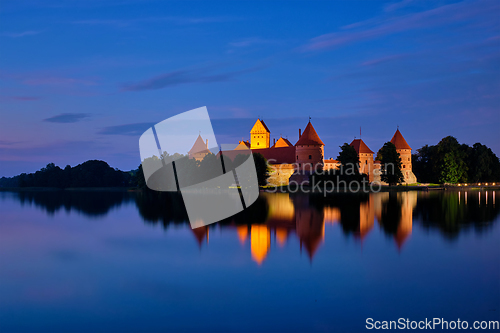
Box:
190 118 417 185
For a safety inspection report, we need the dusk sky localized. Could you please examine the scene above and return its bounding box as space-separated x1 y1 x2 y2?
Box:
1 0 499 177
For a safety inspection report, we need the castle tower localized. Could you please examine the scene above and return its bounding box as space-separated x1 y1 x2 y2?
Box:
350 139 375 182
250 119 270 149
295 121 324 172
390 129 416 183
188 134 210 161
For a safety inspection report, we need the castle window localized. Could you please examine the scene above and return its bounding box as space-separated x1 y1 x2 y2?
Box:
403 165 405 168
309 155 312 159
296 156 298 160
257 142 259 145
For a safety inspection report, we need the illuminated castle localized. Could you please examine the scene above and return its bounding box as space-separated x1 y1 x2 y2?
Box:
189 118 417 185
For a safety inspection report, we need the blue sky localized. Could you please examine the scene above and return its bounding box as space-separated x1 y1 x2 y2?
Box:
0 0 499 176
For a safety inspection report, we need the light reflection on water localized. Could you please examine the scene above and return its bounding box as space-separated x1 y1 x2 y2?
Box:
0 189 498 332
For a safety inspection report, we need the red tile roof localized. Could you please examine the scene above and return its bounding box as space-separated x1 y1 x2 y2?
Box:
390 129 411 150
220 146 296 165
272 137 293 148
295 122 324 146
188 134 209 154
252 146 296 164
350 139 374 154
250 119 270 133
236 141 251 149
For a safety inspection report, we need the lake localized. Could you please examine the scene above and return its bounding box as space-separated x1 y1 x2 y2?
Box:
0 189 499 332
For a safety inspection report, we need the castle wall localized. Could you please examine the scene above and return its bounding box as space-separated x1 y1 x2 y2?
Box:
358 153 375 182
296 145 324 172
268 164 295 186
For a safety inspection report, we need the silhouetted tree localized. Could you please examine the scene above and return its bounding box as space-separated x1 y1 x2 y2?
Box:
337 143 360 175
379 142 404 185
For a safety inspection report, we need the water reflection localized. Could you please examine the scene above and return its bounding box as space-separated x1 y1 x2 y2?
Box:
0 190 134 217
1 189 499 263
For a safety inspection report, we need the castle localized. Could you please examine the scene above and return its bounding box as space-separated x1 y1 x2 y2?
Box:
190 118 417 185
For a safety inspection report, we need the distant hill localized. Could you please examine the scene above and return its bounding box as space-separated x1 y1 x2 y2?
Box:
0 160 138 189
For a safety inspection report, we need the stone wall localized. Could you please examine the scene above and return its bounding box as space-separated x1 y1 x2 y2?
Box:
268 164 295 186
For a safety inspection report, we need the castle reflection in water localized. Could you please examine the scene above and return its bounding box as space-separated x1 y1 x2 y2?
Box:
190 192 419 265
4 189 497 266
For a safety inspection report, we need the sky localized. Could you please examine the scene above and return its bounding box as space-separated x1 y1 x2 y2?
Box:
0 0 499 177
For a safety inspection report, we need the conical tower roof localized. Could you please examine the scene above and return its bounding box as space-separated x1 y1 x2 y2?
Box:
350 139 374 154
295 121 324 146
188 134 209 154
390 129 411 150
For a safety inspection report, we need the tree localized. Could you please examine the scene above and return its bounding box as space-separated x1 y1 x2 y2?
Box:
337 143 360 175
440 152 466 183
467 143 500 182
412 144 438 183
378 142 404 185
433 137 468 184
252 153 271 186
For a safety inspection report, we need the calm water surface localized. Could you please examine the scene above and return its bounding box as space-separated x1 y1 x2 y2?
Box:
0 189 499 332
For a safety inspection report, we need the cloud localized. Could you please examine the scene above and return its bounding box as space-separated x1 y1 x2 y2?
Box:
0 140 23 146
72 16 237 28
98 122 155 136
1 96 41 101
23 77 97 86
361 54 409 66
121 66 263 91
229 37 274 48
301 0 499 51
1 31 41 38
43 113 90 123
384 0 417 12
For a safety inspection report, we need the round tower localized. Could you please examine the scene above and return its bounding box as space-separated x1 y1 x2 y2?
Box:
295 121 324 173
390 129 416 183
390 129 412 171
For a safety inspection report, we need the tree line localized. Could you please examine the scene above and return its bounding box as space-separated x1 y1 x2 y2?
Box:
0 160 135 188
0 153 270 189
412 136 500 184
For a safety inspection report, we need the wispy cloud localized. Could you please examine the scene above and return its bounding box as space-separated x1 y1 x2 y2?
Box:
301 0 499 51
361 54 409 66
23 77 97 86
0 140 24 146
229 37 275 48
73 16 237 28
98 122 155 136
1 96 41 101
43 113 90 123
1 30 42 38
121 65 264 91
384 0 417 12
